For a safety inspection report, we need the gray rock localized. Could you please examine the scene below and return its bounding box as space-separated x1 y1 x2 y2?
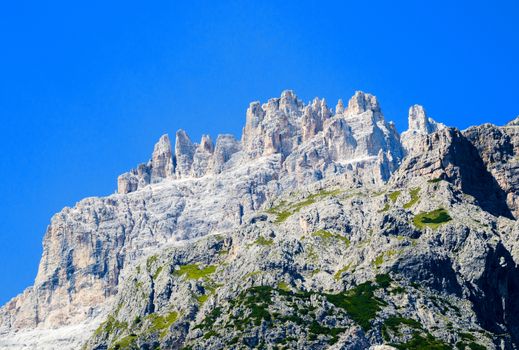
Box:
2 89 519 350
175 129 196 178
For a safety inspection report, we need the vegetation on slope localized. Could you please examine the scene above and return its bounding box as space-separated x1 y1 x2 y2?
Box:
267 189 342 223
403 188 421 209
413 208 452 230
173 264 217 280
311 229 350 246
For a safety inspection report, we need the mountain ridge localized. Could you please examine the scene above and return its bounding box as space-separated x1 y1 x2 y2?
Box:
2 90 519 349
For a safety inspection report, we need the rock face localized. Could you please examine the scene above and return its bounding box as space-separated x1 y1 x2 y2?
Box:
117 134 174 194
400 104 445 154
192 135 214 177
463 121 519 218
2 90 519 350
393 127 513 218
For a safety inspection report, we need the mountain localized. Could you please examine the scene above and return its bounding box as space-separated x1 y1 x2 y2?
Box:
1 90 519 350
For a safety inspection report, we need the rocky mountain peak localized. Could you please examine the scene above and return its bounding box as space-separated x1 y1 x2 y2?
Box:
175 129 196 178
407 104 445 134
191 135 214 177
4 89 519 350
346 91 381 117
278 89 302 113
401 104 446 154
150 134 174 182
121 90 407 193
198 134 214 153
507 116 519 126
209 134 241 173
335 98 345 114
116 133 174 194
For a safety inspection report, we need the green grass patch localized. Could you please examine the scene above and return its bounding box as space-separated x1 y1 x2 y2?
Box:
427 178 443 183
95 315 128 336
196 294 209 303
104 311 178 349
152 266 163 280
324 274 391 330
217 249 230 256
174 264 216 280
456 342 486 350
109 334 137 350
244 270 262 279
403 188 420 209
196 282 222 304
379 203 390 213
382 316 422 341
254 236 274 246
267 189 343 223
308 321 345 345
413 208 452 230
277 281 291 292
372 253 385 267
372 250 399 267
305 244 318 262
334 263 353 281
309 268 321 276
146 311 178 338
388 191 402 203
146 255 158 272
312 229 350 246
391 331 451 350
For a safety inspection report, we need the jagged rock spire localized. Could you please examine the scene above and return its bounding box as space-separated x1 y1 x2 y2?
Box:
199 134 214 153
301 97 332 142
175 129 196 178
335 99 345 114
506 116 519 126
401 104 445 155
209 134 241 174
408 105 442 134
117 90 438 194
346 91 381 116
117 134 173 194
242 90 303 158
151 134 174 182
192 135 214 177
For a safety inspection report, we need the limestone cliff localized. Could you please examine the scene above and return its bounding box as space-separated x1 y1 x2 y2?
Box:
1 90 519 350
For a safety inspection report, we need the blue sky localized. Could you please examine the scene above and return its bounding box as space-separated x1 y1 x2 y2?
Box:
0 0 518 304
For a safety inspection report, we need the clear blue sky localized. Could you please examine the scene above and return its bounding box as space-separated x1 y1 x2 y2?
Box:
0 0 518 304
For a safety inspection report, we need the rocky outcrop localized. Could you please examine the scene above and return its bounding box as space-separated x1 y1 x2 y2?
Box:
174 129 196 179
242 90 304 158
393 127 513 218
209 134 241 174
401 104 445 154
1 149 283 339
85 177 517 349
120 91 405 194
464 122 519 218
117 134 174 194
301 98 332 142
192 135 214 177
282 91 403 185
3 89 519 349
150 134 174 181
